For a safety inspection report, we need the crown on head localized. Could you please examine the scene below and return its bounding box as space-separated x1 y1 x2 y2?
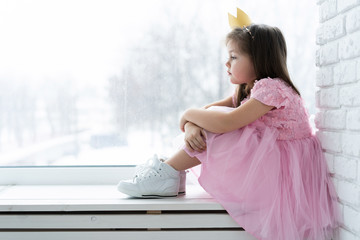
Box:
228 8 252 29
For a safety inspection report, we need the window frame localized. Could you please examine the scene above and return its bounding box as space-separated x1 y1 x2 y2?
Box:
0 166 135 185
0 1 318 186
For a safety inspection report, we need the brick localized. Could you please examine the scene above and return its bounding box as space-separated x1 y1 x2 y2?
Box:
339 201 345 219
334 61 357 84
347 109 360 130
337 179 360 206
316 28 323 45
339 227 360 240
320 0 338 22
325 152 335 173
315 110 324 128
317 0 327 5
316 131 342 152
344 205 360 234
319 41 339 66
346 6 360 33
338 0 359 13
358 161 360 185
332 176 340 193
323 109 347 129
317 15 345 45
358 162 360 186
316 89 321 108
320 87 340 107
339 82 360 106
334 155 357 180
316 48 321 67
316 66 334 86
342 132 360 157
339 31 360 60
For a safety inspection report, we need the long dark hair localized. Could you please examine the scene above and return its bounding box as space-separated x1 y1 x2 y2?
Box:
226 24 301 107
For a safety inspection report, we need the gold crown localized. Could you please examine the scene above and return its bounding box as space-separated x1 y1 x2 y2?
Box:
228 8 252 29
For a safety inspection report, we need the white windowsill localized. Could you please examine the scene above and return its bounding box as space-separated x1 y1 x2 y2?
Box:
0 184 261 240
0 184 224 212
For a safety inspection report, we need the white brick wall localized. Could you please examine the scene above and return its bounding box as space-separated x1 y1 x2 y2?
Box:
316 0 360 239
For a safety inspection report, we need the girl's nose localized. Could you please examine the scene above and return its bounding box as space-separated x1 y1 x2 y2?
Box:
225 61 230 68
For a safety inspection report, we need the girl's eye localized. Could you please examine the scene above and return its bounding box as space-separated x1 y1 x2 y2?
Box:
231 56 236 60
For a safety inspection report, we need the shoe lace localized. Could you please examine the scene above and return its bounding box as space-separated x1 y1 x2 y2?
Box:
134 165 162 182
134 154 163 172
133 155 165 181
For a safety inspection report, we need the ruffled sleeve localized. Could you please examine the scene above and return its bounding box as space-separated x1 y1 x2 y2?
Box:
250 77 293 109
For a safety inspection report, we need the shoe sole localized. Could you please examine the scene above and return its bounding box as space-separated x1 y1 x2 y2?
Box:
118 185 179 199
118 186 185 197
141 194 178 198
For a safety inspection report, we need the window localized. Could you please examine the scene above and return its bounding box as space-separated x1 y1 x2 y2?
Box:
0 0 318 170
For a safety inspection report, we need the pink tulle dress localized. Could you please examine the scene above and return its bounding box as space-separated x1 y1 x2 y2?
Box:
183 77 341 240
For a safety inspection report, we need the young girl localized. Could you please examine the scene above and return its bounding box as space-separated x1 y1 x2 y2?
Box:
118 24 341 240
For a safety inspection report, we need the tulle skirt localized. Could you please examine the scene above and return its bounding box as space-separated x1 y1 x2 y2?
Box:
183 117 341 240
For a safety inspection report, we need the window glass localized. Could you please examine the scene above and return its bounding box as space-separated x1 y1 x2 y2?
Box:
0 0 318 166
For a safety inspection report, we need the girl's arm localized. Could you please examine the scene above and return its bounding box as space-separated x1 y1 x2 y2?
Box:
180 98 275 133
203 95 234 109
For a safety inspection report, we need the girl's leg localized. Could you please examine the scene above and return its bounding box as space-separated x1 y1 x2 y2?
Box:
165 149 201 171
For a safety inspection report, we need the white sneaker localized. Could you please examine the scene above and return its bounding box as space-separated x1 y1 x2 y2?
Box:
134 155 187 194
117 155 180 198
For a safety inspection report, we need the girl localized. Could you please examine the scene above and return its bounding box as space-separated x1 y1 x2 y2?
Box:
118 24 341 240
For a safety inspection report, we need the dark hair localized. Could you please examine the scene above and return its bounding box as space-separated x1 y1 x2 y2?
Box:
226 24 301 107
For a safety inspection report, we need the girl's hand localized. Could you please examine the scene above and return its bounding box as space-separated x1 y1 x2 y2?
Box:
184 122 207 152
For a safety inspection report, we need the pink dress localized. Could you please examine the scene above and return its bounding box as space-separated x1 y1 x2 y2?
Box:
183 77 341 240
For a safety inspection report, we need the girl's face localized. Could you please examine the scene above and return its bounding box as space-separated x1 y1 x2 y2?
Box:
225 40 256 85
